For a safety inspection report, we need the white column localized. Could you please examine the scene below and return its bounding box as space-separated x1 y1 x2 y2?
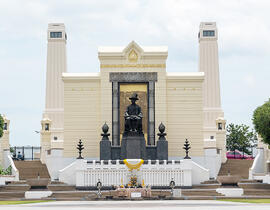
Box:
43 23 67 142
198 22 224 140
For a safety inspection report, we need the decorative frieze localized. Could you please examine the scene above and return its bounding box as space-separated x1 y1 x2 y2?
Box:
101 64 165 68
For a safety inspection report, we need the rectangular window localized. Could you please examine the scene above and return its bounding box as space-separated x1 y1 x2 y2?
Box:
3 123 7 130
45 123 49 131
50 32 62 38
203 30 215 37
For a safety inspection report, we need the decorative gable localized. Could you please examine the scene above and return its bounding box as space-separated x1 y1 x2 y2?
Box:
123 41 143 63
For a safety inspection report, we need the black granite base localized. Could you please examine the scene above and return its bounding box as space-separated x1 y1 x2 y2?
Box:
100 140 111 160
157 140 168 160
120 131 146 159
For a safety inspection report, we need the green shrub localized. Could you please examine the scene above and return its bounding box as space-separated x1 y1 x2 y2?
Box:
0 165 12 175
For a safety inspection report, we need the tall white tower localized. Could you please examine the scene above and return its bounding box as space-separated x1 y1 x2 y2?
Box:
198 22 224 140
43 23 67 142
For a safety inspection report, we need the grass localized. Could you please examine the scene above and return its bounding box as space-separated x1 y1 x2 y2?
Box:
220 199 270 204
0 200 53 205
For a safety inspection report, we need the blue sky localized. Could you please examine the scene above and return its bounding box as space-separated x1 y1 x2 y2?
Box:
0 0 269 146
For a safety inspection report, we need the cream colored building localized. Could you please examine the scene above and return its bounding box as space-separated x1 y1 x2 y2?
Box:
41 22 226 180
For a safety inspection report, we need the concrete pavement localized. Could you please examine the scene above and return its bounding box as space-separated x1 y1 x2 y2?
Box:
1 200 270 210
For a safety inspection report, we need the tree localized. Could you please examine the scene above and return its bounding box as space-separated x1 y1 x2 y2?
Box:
253 99 270 145
226 123 257 155
0 114 4 138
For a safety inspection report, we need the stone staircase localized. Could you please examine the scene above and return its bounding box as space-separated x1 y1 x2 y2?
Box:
14 160 50 180
218 159 254 179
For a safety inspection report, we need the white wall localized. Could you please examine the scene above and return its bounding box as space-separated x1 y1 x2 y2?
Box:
204 148 221 178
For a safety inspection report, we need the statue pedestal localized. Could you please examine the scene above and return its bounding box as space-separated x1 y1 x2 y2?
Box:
157 140 168 160
121 131 146 159
100 140 111 160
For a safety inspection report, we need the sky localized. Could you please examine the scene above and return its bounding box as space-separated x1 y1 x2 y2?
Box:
0 0 269 146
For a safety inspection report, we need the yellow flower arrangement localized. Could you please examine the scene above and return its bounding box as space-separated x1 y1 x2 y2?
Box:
123 159 144 171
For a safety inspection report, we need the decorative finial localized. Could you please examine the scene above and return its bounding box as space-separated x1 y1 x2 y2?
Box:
183 139 191 159
102 122 109 134
157 122 167 141
101 122 110 140
77 139 84 159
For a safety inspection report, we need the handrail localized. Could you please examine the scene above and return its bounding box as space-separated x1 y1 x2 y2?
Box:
7 154 19 180
249 152 261 179
192 160 209 172
250 152 260 171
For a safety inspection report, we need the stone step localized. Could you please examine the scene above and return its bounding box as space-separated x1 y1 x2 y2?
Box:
201 180 219 184
9 180 27 185
49 191 97 200
239 183 270 189
244 189 270 195
0 184 30 192
182 189 222 196
50 181 65 185
239 179 262 183
192 184 221 189
0 192 25 200
48 184 76 191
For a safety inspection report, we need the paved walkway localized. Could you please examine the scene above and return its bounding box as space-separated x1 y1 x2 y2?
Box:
1 200 270 210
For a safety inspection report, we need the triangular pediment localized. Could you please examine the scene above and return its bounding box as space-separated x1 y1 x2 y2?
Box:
123 41 143 54
123 41 143 63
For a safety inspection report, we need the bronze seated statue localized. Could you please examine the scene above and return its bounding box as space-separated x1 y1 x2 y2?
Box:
124 93 143 132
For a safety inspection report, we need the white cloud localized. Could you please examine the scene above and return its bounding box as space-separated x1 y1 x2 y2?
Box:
243 74 256 88
0 0 270 145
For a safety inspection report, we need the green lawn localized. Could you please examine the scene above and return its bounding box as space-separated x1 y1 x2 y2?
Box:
220 199 270 204
0 200 53 205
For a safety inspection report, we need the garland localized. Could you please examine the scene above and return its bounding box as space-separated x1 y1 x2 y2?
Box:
123 159 144 170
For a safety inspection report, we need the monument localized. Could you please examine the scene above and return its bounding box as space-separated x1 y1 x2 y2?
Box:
100 92 168 160
41 22 226 181
120 93 146 159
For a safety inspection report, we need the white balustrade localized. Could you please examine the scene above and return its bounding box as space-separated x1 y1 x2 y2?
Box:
78 159 193 187
59 159 209 187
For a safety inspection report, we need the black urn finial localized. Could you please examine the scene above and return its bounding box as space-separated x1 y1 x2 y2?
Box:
101 122 110 140
157 122 167 141
77 139 84 159
183 139 191 159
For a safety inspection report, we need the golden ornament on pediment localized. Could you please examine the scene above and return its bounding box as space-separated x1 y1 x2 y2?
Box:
128 49 138 63
100 64 166 68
